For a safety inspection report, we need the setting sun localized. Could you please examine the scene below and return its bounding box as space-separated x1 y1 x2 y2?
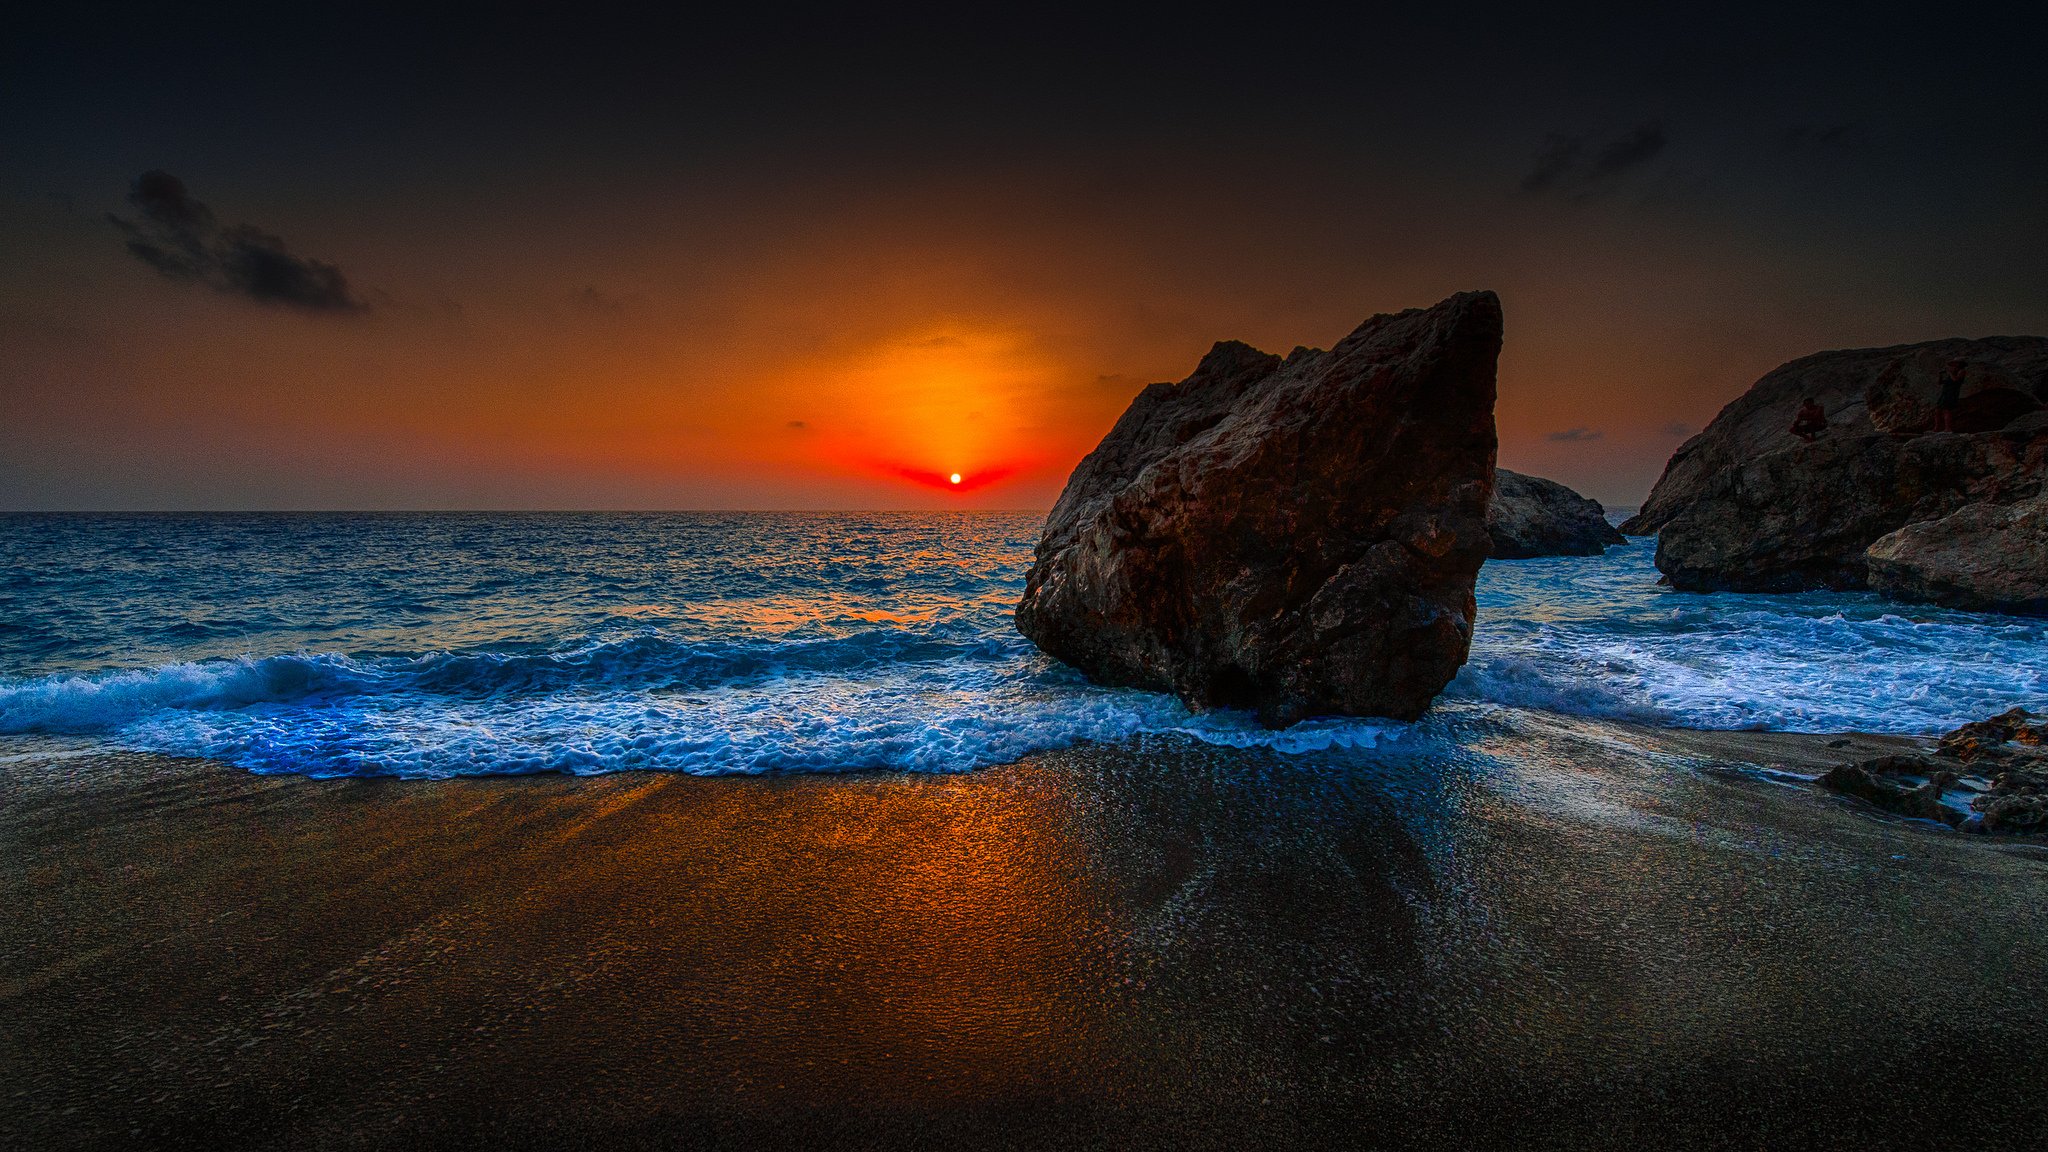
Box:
949 473 962 485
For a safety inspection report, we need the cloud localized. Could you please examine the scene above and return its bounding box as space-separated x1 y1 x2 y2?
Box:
1591 122 1667 177
1520 122 1668 198
1658 421 1695 438
107 171 366 313
1546 427 1604 443
578 286 626 314
1781 122 1866 152
1519 135 1583 193
786 420 809 430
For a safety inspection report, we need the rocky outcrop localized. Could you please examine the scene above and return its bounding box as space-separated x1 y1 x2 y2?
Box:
1622 336 2048 594
1654 422 2048 592
1817 708 2048 834
1865 495 2048 615
1015 291 1501 725
1486 470 1624 559
1623 337 2048 537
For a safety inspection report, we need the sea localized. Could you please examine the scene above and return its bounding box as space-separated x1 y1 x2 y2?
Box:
2 511 2044 779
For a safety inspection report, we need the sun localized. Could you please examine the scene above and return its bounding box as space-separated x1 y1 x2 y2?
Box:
949 473 962 485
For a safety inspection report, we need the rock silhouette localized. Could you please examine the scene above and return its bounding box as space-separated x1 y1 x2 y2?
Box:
1016 291 1501 725
1487 469 1625 559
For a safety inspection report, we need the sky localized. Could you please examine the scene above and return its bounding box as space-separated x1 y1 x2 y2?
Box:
3 2 2043 510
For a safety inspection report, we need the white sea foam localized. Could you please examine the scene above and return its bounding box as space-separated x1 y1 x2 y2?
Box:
3 514 2042 778
0 635 1399 777
1453 540 2048 734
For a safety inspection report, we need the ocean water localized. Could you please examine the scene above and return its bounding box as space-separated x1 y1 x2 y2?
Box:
1 512 2043 778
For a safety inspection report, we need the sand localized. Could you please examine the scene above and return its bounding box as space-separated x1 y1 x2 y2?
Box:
4 714 2046 1150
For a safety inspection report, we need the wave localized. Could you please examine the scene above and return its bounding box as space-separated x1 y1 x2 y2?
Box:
0 630 1403 777
1460 550 2048 734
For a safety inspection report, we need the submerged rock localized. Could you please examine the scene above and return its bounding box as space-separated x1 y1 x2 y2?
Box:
1817 707 2048 834
1486 469 1625 559
1865 495 2048 616
1015 291 1501 725
1817 756 1957 825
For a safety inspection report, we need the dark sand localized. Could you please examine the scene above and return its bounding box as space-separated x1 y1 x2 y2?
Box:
5 711 2046 1150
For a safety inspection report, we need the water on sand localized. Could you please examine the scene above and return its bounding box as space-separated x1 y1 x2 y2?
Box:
4 513 2046 1149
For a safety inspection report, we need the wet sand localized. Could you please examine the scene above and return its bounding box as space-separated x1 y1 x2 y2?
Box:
4 711 2046 1150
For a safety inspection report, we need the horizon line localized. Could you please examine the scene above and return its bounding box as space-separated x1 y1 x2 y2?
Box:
0 507 1058 516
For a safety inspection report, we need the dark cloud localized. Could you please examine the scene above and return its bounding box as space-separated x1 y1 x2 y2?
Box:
1521 122 1668 198
577 285 633 314
1781 122 1867 152
107 171 365 313
786 419 809 430
1546 427 1604 442
1591 122 1667 177
1519 135 1584 193
1658 421 1695 438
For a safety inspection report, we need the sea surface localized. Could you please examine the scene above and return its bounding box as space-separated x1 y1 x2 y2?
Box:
2 512 2044 779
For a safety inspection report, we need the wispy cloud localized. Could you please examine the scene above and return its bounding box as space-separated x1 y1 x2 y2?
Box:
1520 122 1668 199
107 171 366 313
1546 427 1604 443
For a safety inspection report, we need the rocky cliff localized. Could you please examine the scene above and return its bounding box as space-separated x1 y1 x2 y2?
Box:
1622 337 2048 537
1624 336 2048 595
1015 291 1501 725
1487 470 1625 559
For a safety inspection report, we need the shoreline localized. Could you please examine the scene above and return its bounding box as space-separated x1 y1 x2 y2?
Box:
6 711 2046 1150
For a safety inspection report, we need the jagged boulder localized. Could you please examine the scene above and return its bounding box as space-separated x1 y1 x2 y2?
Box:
1866 495 2048 615
1015 291 1501 725
1487 469 1625 559
1622 337 2048 537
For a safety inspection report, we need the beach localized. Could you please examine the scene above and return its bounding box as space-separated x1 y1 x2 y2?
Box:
7 712 2046 1150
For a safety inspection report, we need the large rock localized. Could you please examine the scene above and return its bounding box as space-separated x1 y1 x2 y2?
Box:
1865 496 2048 615
1015 291 1501 725
1654 423 2048 592
1487 469 1625 559
1621 335 2048 593
1622 337 2048 537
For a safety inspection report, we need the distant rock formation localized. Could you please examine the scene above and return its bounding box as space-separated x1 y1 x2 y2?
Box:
1621 337 2048 596
1654 421 2048 592
1623 337 2048 538
1487 470 1625 559
1015 291 1501 725
1866 495 2048 615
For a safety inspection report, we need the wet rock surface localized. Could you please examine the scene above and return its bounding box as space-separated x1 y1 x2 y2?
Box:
1817 707 2048 834
1486 469 1625 559
1865 495 2048 615
1016 291 1501 724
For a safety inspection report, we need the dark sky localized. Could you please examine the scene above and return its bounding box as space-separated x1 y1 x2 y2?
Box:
3 2 2043 509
